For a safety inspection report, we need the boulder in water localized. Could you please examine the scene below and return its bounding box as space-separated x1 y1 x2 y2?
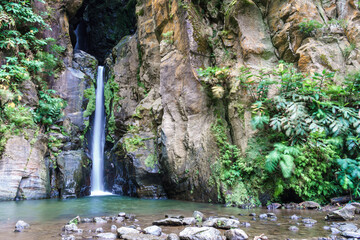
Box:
144 226 162 236
193 211 205 222
203 218 240 229
179 227 222 240
288 226 299 232
325 204 356 221
14 220 30 232
167 233 180 240
94 217 107 223
117 227 141 238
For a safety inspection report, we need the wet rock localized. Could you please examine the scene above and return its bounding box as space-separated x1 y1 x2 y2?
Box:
331 228 340 234
283 203 299 209
179 227 222 240
96 233 117 239
326 204 356 221
153 218 183 226
121 233 166 240
117 227 141 238
288 226 299 231
341 231 360 238
300 201 321 209
82 218 93 223
94 217 107 223
118 212 126 217
267 203 281 210
182 217 196 225
144 226 162 236
350 202 360 214
167 233 180 240
111 225 117 232
203 218 240 229
165 215 184 219
302 218 317 225
338 223 358 232
193 211 205 221
259 214 267 219
249 213 256 216
224 228 249 240
290 214 300 220
14 220 30 232
96 227 104 233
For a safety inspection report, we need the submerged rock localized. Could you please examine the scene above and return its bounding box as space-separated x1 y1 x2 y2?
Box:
331 228 340 234
290 214 300 220
267 203 281 210
302 218 317 225
179 227 222 240
288 226 299 231
341 231 360 238
14 220 30 232
111 225 117 232
224 228 249 240
326 204 356 221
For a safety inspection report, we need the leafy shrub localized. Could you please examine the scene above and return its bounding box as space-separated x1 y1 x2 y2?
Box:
337 158 360 198
197 67 230 99
299 19 323 36
34 90 66 127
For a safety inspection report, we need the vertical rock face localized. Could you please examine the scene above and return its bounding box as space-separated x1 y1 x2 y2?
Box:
104 0 360 203
0 132 48 201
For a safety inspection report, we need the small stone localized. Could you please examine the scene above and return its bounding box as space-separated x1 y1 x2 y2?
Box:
288 226 299 231
259 214 267 219
240 222 251 228
299 201 321 209
118 212 126 217
179 227 222 240
182 217 196 225
153 218 183 226
290 214 300 220
82 218 93 223
144 226 162 236
249 213 256 216
111 225 117 232
64 223 78 232
224 228 249 239
302 218 317 225
323 226 330 231
94 217 107 223
125 214 136 220
338 223 358 232
96 227 104 233
267 203 281 209
115 217 125 223
14 220 30 232
165 214 184 219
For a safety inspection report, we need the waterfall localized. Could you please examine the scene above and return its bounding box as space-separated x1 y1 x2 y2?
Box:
91 66 110 196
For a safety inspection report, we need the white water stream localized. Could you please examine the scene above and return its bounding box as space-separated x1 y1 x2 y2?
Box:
91 66 111 196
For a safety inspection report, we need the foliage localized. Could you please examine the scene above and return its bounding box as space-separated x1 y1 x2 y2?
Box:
299 19 323 36
197 67 230 99
104 74 120 142
337 158 360 198
245 62 360 201
34 90 66 127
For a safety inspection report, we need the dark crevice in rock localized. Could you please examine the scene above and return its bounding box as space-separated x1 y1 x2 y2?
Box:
70 0 137 63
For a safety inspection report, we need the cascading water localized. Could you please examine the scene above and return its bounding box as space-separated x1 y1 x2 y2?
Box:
91 66 110 196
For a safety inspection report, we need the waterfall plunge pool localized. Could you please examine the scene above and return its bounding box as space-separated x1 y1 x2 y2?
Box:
0 195 332 239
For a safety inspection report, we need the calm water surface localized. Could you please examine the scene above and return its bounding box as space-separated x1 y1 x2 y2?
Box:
0 195 337 239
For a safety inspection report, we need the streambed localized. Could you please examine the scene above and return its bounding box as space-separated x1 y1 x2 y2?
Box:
0 195 342 239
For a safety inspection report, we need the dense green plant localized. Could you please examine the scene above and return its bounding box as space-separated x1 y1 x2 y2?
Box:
337 158 360 199
299 19 323 36
197 67 229 99
34 90 66 127
245 62 360 202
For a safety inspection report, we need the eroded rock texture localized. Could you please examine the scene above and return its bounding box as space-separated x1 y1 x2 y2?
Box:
104 0 360 203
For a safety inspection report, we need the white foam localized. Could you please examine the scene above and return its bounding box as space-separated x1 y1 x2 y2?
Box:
90 191 113 196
